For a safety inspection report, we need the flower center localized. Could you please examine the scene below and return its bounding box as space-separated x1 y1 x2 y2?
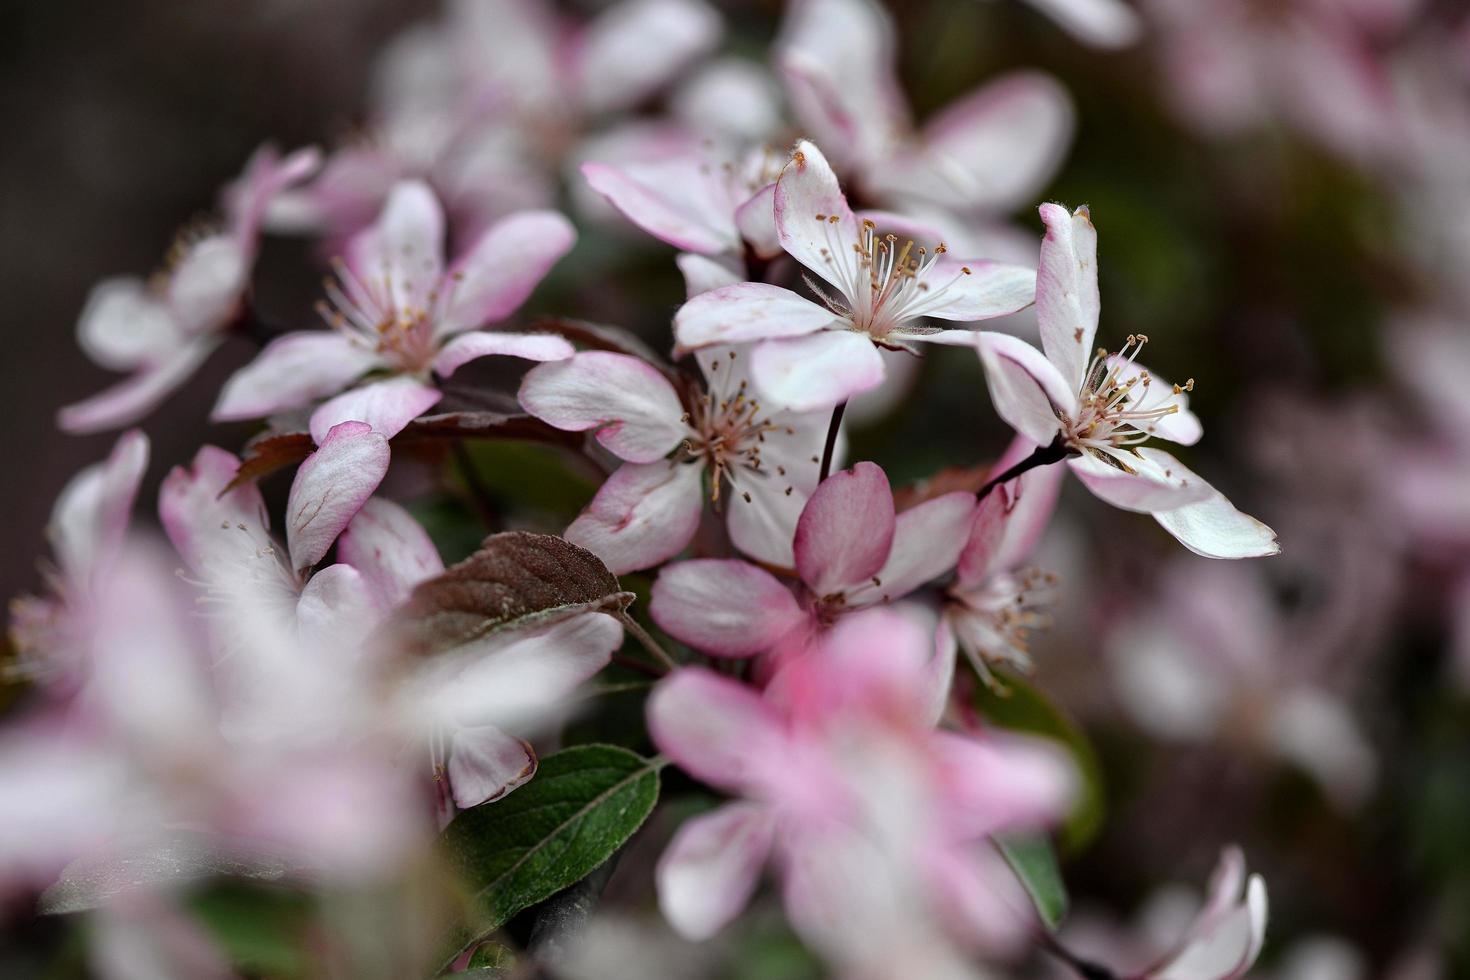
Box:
682 351 798 506
318 258 458 375
1063 334 1193 454
948 568 1055 682
809 217 974 339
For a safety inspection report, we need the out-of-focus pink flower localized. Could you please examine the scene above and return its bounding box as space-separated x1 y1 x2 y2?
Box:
270 0 723 242
1144 847 1268 980
943 436 1066 681
1108 559 1377 809
674 141 1037 411
10 430 149 683
650 462 974 665
1145 0 1410 165
647 609 1076 967
977 203 1278 558
519 346 830 573
58 146 319 434
215 181 575 443
998 0 1143 48
777 0 1074 217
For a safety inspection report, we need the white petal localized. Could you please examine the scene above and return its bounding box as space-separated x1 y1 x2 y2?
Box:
566 461 706 574
749 331 886 413
657 802 777 940
976 331 1070 447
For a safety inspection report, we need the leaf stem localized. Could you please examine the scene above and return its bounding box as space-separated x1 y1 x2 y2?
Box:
975 437 1071 502
818 400 846 483
451 440 500 527
617 613 678 673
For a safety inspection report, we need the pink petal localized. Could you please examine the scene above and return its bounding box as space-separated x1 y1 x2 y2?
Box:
734 182 781 259
167 235 248 331
1142 450 1280 559
1035 202 1101 392
1022 0 1142 48
433 330 574 378
749 330 886 412
676 252 744 298
657 802 777 940
159 445 276 577
519 352 689 463
673 282 835 352
49 429 150 587
295 562 381 652
347 180 445 314
897 256 1037 323
338 497 445 611
76 277 181 370
650 559 807 657
858 491 975 602
646 667 785 792
566 461 705 574
975 331 1070 447
576 0 723 114
932 731 1077 838
582 159 739 255
308 376 443 444
58 337 220 434
1066 447 1212 514
286 421 390 573
447 725 538 809
772 140 862 297
212 331 382 421
671 57 785 143
1104 355 1202 446
795 461 896 596
438 210 577 335
224 143 323 243
958 436 1065 583
1152 849 1268 980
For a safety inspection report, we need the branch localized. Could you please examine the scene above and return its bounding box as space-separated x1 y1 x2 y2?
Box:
975 437 1071 502
819 401 846 483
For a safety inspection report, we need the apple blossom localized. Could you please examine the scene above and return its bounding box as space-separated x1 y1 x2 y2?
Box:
976 203 1279 559
1144 847 1269 980
648 461 975 659
215 180 576 442
674 140 1037 411
519 346 831 573
58 145 319 434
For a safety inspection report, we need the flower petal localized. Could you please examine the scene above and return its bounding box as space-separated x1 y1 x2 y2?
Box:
213 331 382 421
932 731 1078 838
734 181 781 258
347 180 445 314
773 140 862 298
857 491 975 602
750 330 886 412
159 445 277 578
898 257 1037 323
1067 447 1212 514
1141 450 1280 559
337 497 445 611
1103 354 1202 446
286 421 390 573
295 562 381 653
576 0 723 114
676 252 744 298
519 351 689 463
1022 0 1142 48
646 666 785 791
582 159 740 255
674 282 835 352
433 330 574 378
657 802 777 941
795 461 896 595
566 461 705 574
49 429 150 587
958 436 1065 583
1036 202 1100 392
650 559 807 657
308 376 443 443
438 210 577 335
975 331 1070 447
76 277 181 370
168 235 248 331
447 725 538 809
57 337 221 434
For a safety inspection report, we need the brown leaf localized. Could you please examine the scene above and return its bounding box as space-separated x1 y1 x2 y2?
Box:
224 431 316 493
392 532 634 657
395 411 586 449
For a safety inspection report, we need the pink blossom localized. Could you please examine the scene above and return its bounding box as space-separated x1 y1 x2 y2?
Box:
519 346 831 573
649 461 975 661
1003 0 1143 48
777 0 1073 216
674 141 1037 411
1144 848 1269 980
647 608 1076 965
58 145 320 434
215 180 576 442
977 203 1279 558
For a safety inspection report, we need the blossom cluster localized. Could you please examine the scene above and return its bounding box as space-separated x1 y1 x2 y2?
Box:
38 0 1470 977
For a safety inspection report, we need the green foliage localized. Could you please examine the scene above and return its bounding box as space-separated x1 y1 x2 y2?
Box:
438 745 663 969
996 834 1068 931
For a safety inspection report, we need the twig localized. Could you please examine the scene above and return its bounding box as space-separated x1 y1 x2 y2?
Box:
609 653 667 679
617 613 678 672
975 437 1071 502
818 400 846 483
1037 932 1121 980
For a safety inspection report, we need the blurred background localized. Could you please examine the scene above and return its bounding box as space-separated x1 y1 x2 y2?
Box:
3 1 1468 977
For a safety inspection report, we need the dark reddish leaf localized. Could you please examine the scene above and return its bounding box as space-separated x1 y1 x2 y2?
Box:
224 431 316 492
891 462 993 511
395 411 586 449
393 531 634 657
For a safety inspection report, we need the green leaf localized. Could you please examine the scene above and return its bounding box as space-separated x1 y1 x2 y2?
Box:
439 745 663 969
996 834 1068 931
973 670 1106 850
